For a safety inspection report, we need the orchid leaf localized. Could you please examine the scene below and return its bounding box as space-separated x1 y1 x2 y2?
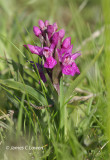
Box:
0 79 47 106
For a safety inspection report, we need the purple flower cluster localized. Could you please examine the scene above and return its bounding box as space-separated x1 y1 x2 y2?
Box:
24 20 81 89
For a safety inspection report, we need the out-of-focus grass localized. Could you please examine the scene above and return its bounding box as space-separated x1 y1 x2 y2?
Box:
0 0 108 159
102 0 110 156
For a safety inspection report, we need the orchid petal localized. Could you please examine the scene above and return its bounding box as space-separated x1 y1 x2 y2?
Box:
72 62 80 74
62 65 76 76
71 52 81 60
43 47 53 58
62 53 72 66
44 57 57 69
24 44 43 55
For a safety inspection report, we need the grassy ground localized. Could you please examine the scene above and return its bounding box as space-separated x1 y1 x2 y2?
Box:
0 0 109 159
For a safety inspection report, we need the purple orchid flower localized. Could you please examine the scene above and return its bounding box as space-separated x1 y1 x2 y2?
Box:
57 36 81 76
24 19 81 93
43 47 57 68
62 62 80 76
43 47 53 58
61 52 81 76
44 57 57 69
62 52 81 66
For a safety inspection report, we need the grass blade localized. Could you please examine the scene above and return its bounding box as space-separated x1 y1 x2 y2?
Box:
65 45 104 101
0 79 47 105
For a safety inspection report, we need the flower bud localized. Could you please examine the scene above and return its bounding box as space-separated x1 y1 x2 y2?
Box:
33 26 42 37
47 25 54 39
62 37 71 49
38 20 45 30
59 29 65 39
51 32 59 45
53 23 58 32
44 20 49 27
